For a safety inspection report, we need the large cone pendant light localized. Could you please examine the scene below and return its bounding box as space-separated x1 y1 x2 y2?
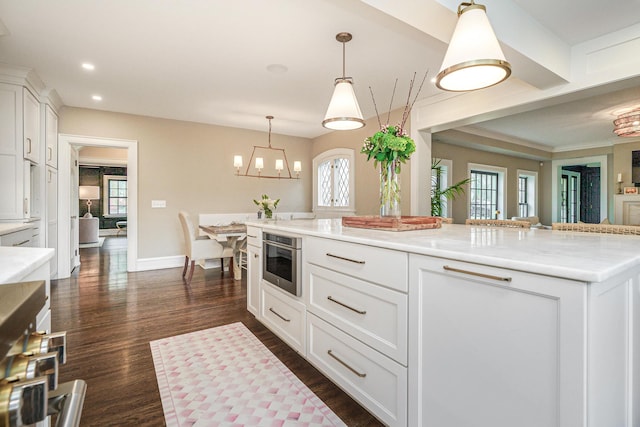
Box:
322 32 365 130
436 1 511 92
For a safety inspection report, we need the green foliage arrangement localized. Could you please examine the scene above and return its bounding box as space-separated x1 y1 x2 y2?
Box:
431 158 470 217
360 71 428 173
361 125 416 173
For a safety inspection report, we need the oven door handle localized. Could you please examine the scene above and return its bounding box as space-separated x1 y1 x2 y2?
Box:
264 240 296 251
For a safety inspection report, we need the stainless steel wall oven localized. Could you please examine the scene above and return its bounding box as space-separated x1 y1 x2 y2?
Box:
262 232 302 297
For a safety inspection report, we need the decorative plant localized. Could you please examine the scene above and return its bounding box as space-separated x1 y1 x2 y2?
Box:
360 72 428 173
430 158 470 217
253 194 279 219
361 72 428 217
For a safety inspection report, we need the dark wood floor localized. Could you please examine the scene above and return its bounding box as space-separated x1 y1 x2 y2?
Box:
51 236 382 426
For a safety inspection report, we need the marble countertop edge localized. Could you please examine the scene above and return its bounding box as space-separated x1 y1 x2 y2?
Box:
247 219 640 283
0 247 55 284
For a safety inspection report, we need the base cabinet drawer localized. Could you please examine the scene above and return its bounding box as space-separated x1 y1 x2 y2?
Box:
260 283 306 355
307 263 407 364
307 314 407 427
305 236 408 292
0 227 32 247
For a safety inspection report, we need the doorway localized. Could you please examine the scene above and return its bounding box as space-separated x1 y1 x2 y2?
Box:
551 155 608 223
57 135 138 279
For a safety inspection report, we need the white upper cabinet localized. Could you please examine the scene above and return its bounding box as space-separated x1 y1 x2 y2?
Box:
0 83 25 219
44 104 57 168
22 87 40 164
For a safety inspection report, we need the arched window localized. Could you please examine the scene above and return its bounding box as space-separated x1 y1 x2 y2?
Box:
313 148 356 217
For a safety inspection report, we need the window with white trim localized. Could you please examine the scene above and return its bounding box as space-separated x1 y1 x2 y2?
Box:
468 163 507 219
313 148 355 215
517 170 538 218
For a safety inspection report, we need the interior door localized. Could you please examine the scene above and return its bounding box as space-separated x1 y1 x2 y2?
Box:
559 170 581 223
70 148 79 272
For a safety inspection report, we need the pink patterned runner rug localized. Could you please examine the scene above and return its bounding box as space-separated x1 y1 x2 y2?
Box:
150 322 345 426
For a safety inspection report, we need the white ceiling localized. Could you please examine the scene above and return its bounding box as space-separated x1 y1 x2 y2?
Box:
1 0 639 148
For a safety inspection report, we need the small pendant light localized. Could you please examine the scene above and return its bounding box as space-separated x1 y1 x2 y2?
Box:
322 32 365 130
435 1 511 92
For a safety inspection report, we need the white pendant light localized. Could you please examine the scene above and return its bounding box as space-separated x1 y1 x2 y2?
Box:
322 32 365 130
436 1 511 92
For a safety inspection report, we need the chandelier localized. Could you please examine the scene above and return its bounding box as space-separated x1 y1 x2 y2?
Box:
613 109 640 137
233 116 301 179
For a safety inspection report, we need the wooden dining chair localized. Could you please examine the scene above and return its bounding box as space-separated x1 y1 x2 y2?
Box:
178 211 234 285
465 219 531 228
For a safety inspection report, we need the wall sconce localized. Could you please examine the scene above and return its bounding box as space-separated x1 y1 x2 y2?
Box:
79 185 100 218
234 116 301 179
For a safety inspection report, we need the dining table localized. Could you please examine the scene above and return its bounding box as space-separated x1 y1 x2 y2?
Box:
199 223 247 281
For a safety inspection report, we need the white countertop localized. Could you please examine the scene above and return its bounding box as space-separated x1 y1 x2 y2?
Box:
247 218 640 283
0 223 32 236
0 246 54 284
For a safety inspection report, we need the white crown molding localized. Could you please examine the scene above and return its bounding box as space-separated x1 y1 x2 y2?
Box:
79 156 128 167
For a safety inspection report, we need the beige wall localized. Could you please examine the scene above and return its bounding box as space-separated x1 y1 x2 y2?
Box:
432 141 546 224
312 108 412 215
60 107 313 259
613 140 640 188
79 146 128 163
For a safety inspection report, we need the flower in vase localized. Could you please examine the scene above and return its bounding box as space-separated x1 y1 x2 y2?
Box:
361 124 415 173
253 194 280 219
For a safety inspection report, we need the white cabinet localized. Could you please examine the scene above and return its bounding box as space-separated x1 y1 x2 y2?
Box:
0 83 25 219
260 282 306 354
306 263 407 364
46 166 57 278
247 243 261 316
246 225 262 316
0 226 32 247
408 255 587 427
44 105 57 168
305 236 408 426
305 236 408 291
307 314 407 427
23 87 40 164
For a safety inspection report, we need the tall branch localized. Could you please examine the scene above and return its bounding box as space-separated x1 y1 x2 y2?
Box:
386 78 398 126
369 86 382 129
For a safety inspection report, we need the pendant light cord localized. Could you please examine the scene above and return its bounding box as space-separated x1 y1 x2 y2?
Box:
342 40 346 78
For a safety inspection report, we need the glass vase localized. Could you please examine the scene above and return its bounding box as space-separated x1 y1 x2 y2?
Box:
264 208 273 219
380 160 401 217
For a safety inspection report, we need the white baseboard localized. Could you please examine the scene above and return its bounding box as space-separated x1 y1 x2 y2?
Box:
135 255 232 272
136 255 184 271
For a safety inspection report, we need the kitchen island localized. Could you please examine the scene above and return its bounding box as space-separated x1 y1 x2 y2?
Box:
0 246 54 333
246 218 639 427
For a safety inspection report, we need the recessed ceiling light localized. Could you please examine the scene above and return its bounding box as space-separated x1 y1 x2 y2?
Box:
92 95 102 101
266 64 288 74
82 63 95 71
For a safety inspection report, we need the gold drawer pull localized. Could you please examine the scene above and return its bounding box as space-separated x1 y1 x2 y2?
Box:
326 253 365 264
327 350 366 378
443 265 512 282
12 239 30 247
327 296 366 315
247 234 258 238
268 307 290 322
